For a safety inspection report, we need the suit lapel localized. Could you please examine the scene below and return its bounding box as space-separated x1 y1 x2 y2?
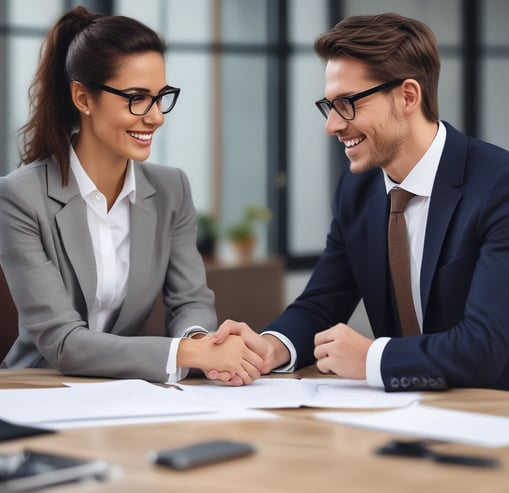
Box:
112 166 157 333
48 162 97 313
363 176 394 332
420 123 466 319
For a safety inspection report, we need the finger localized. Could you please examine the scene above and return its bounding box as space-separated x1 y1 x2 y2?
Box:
314 328 335 346
314 341 330 360
214 371 234 382
315 324 346 346
243 347 265 373
211 320 243 344
209 329 228 344
316 356 332 374
209 374 243 386
241 359 261 382
228 374 244 386
233 367 254 386
207 369 234 382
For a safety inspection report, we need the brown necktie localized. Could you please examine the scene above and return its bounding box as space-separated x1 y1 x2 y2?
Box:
388 188 420 337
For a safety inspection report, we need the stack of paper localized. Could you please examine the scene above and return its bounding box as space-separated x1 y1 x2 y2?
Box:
0 377 420 430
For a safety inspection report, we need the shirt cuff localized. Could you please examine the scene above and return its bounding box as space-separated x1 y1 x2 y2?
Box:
260 330 297 372
184 325 209 338
165 326 210 383
166 338 184 383
366 337 391 388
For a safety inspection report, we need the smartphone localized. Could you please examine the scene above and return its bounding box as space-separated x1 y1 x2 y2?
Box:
0 449 110 492
148 440 256 470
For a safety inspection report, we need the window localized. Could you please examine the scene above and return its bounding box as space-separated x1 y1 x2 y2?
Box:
1 0 508 270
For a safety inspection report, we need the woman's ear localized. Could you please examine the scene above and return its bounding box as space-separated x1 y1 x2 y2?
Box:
70 81 91 116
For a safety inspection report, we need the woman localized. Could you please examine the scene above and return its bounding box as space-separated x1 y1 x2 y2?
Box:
0 6 262 384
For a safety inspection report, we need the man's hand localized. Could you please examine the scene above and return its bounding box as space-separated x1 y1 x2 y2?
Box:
314 323 372 379
207 320 290 385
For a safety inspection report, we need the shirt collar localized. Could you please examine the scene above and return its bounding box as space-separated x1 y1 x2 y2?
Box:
69 145 136 204
383 120 446 198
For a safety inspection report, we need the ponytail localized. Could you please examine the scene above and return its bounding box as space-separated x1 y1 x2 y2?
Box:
19 7 103 184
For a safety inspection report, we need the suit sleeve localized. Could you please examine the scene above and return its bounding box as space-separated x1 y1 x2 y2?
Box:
161 169 217 335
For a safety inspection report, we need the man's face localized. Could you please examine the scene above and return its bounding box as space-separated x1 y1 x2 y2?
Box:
322 57 408 176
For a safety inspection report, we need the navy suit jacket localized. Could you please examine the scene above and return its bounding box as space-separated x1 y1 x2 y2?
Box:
267 122 509 391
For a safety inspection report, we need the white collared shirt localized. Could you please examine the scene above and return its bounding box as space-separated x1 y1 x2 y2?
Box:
366 121 446 386
70 148 135 333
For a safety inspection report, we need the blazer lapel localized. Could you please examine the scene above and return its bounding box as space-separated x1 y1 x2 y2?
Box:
420 123 466 318
48 162 97 313
112 166 157 333
362 176 394 333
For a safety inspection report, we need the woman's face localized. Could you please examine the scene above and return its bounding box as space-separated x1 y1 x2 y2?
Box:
83 51 169 165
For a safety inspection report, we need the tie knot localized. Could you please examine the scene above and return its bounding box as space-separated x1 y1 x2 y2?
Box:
390 188 415 213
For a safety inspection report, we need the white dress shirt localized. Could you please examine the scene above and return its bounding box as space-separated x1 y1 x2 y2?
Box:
266 122 446 385
70 148 135 333
366 121 446 386
69 148 204 382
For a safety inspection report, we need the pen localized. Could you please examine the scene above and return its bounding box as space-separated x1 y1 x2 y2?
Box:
156 382 184 391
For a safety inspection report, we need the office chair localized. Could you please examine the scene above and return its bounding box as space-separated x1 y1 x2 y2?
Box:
0 265 18 361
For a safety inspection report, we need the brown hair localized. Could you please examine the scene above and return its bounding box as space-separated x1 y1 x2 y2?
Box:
18 6 167 184
314 13 440 122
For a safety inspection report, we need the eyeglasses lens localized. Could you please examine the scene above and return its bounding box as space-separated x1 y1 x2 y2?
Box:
130 92 177 115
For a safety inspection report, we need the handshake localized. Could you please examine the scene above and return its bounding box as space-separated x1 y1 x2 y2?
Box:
180 320 288 386
181 319 372 386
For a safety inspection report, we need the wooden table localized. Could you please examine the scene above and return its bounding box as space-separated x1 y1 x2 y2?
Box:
1 367 508 493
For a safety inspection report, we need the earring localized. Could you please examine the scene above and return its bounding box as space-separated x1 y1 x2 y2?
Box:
85 110 90 115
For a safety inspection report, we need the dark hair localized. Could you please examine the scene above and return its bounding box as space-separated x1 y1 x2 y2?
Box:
314 13 440 122
19 6 167 184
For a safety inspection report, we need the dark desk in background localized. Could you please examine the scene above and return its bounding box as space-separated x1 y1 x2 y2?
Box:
205 256 285 330
145 256 285 334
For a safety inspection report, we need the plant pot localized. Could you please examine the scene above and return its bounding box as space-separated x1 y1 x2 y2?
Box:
231 237 256 263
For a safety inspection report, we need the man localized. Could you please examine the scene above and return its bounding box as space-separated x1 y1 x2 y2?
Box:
210 13 509 391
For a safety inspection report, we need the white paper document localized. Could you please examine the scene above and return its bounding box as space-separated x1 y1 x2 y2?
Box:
301 378 421 409
178 378 420 410
0 377 419 431
0 380 213 426
46 409 276 430
315 404 509 447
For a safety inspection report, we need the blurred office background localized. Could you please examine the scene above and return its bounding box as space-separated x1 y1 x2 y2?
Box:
1 0 508 332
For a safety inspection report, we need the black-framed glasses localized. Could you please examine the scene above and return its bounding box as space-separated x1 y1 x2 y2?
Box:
87 82 181 116
315 79 404 121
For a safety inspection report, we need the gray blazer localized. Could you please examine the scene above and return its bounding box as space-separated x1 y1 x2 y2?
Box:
0 159 216 382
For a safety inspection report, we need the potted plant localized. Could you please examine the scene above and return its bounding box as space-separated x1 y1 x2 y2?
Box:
226 205 272 262
196 213 218 261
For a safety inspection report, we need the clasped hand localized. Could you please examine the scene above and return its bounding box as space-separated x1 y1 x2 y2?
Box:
313 323 371 380
205 320 372 385
205 320 282 386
